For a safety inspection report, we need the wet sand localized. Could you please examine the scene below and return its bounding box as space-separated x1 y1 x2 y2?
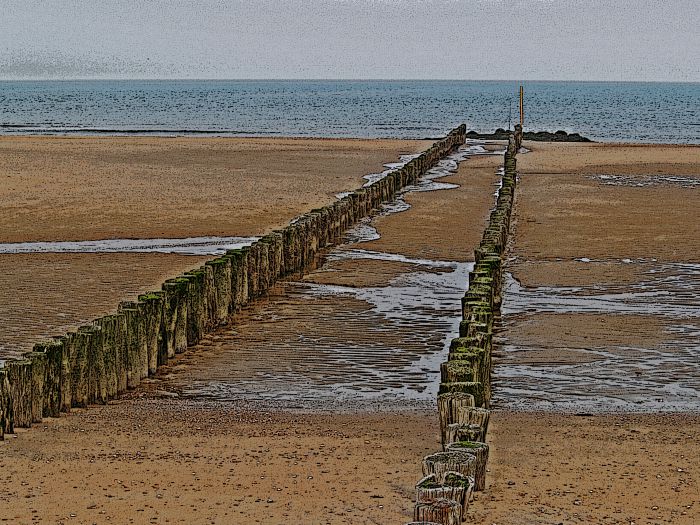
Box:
482 142 700 523
495 142 700 412
1 141 499 523
363 147 503 262
0 253 210 360
155 146 503 409
0 137 427 358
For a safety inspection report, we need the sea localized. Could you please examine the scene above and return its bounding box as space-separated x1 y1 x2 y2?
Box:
0 80 698 143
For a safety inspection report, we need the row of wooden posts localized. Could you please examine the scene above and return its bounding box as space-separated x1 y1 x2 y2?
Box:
407 126 523 525
0 124 468 440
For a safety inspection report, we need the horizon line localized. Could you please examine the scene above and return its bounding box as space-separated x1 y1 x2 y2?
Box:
0 78 698 84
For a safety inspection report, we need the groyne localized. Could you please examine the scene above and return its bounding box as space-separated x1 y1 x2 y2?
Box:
0 125 467 439
409 126 522 524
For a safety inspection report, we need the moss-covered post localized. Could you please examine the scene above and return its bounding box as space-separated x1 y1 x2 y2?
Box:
162 278 189 357
205 257 232 326
86 323 107 405
95 315 117 399
70 327 93 408
7 359 34 427
120 302 143 390
226 250 244 310
0 367 12 437
446 441 489 491
270 231 285 279
281 226 296 276
138 293 164 375
415 472 473 519
113 313 128 393
33 339 63 417
57 333 73 412
23 350 47 423
182 270 206 344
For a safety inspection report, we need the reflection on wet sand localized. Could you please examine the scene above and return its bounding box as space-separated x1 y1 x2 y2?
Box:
161 142 500 409
494 260 700 412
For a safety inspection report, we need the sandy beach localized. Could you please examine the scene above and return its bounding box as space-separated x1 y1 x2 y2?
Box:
1 138 699 524
0 137 498 524
0 137 428 358
0 136 430 243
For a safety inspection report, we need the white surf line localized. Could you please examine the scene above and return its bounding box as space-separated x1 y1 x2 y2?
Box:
0 236 259 256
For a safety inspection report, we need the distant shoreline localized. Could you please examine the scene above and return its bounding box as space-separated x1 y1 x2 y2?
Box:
1 80 697 144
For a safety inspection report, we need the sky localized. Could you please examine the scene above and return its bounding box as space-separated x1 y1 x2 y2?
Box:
0 0 698 82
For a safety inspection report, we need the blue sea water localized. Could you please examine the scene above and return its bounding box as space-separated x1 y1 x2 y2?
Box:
0 80 698 143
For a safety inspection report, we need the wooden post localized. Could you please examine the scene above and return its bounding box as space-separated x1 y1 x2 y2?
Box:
437 392 474 447
413 498 462 525
519 85 524 127
33 339 63 417
446 441 490 491
23 351 46 423
6 359 33 427
456 407 490 440
445 423 484 447
422 451 477 485
0 367 14 436
416 472 473 517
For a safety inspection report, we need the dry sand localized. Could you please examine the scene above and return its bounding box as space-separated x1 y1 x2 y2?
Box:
474 411 700 525
0 136 430 242
511 142 700 262
0 400 439 525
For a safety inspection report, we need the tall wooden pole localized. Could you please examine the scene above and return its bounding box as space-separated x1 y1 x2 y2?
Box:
519 85 524 127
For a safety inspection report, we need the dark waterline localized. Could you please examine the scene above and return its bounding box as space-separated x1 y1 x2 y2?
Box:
1 80 698 143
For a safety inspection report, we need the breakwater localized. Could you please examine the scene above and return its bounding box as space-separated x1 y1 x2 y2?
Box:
0 126 467 439
408 126 522 524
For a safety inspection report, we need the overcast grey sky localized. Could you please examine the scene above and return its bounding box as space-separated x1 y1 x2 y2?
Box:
1 0 698 81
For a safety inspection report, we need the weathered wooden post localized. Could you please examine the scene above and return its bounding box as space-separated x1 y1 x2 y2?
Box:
137 293 163 375
445 423 484 446
86 323 107 404
438 382 485 411
422 450 477 484
0 367 12 437
57 333 73 412
437 392 474 447
71 326 93 408
456 406 490 440
413 498 462 525
33 339 63 417
446 441 490 491
416 472 473 517
6 359 34 427
162 278 189 357
23 350 47 422
206 257 232 325
120 302 144 390
183 269 207 345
